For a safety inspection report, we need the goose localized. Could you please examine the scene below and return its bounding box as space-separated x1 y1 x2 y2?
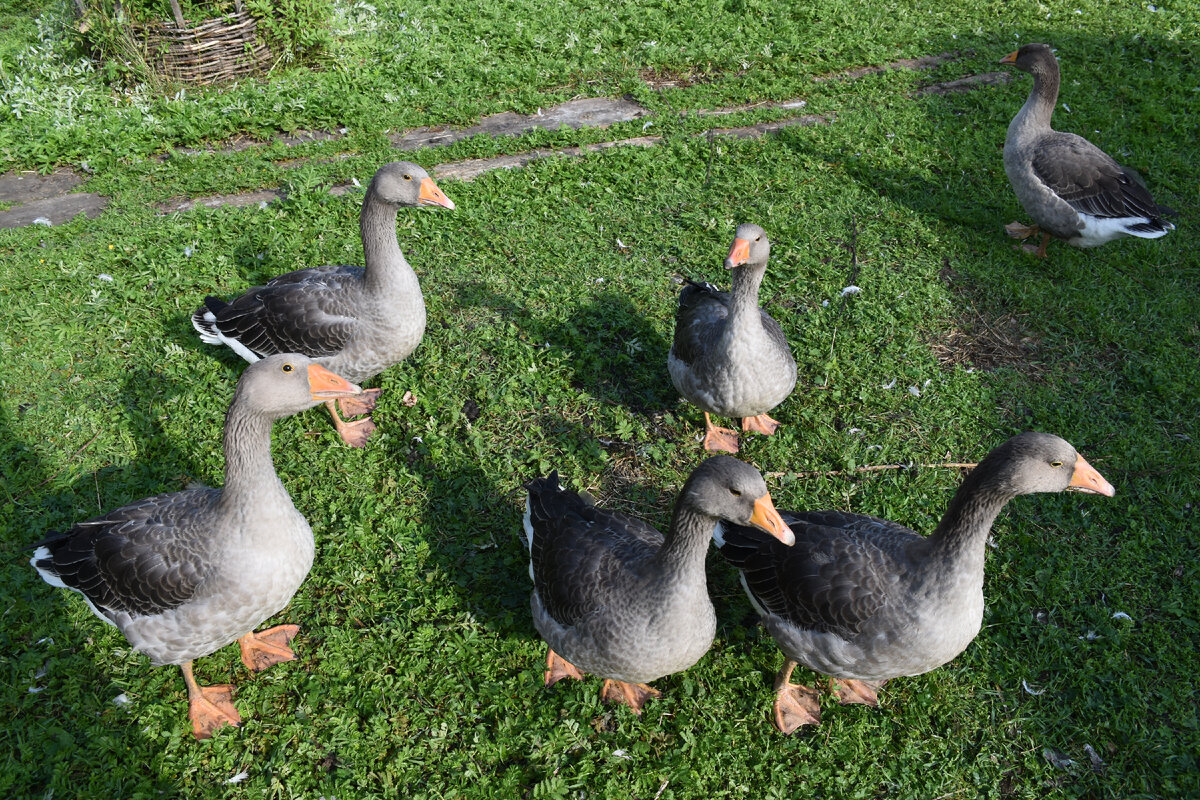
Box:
1000 43 1175 257
714 432 1114 732
521 456 794 713
668 223 797 454
192 161 455 447
30 354 363 739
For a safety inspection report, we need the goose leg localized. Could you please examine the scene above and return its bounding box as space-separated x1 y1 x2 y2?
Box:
741 414 782 437
831 677 883 707
772 659 821 732
544 648 586 687
324 399 377 448
181 661 241 740
1034 230 1051 258
702 412 740 454
600 679 662 714
238 624 300 672
1005 221 1051 257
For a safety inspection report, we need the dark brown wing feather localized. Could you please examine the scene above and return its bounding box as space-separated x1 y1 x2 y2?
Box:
1032 132 1168 222
719 511 920 637
200 265 365 358
524 474 662 629
31 490 216 619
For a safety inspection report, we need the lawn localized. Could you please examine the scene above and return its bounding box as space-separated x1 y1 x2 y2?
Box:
0 0 1197 797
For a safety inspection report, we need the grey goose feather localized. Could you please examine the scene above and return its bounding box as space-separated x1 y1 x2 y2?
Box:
715 432 1114 732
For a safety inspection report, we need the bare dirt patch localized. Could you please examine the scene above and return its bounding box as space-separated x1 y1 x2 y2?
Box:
931 265 1043 374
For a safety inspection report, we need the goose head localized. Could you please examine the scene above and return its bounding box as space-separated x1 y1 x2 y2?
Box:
999 43 1058 77
683 456 794 544
236 354 363 418
978 432 1115 497
724 223 770 271
370 161 456 210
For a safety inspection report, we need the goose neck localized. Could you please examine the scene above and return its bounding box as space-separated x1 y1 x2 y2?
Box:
655 504 716 576
360 195 416 295
926 467 1014 569
725 263 766 332
218 399 287 507
1015 67 1059 133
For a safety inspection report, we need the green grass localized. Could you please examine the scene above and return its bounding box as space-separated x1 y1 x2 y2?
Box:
1 0 1198 797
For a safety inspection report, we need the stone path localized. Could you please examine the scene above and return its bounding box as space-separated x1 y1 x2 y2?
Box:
0 54 1009 229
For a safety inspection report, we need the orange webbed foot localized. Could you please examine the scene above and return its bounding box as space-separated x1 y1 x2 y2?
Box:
544 648 586 687
702 413 740 453
239 624 300 673
325 400 377 447
1005 221 1039 240
774 683 821 733
832 677 882 707
600 679 662 714
338 387 381 417
741 413 782 437
189 683 242 739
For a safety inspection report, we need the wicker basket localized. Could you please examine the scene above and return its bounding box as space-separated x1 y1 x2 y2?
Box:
134 0 273 85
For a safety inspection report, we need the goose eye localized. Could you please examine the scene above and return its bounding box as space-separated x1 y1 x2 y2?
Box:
1050 460 1063 468
729 488 742 497
281 363 294 373
403 174 413 181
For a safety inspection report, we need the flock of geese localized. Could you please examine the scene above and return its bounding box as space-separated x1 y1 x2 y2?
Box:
30 44 1168 740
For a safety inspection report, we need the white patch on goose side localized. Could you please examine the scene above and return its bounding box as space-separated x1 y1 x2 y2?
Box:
30 547 68 589
522 497 536 582
1076 212 1168 245
739 572 771 619
190 309 222 343
711 521 727 548
215 331 264 364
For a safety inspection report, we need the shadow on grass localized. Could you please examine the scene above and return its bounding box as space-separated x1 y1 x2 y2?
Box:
453 280 677 415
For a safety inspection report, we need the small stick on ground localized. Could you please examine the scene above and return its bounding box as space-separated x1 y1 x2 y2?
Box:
765 462 978 480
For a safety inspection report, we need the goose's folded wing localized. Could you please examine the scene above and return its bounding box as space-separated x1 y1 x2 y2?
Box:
671 280 729 367
528 500 662 629
204 266 364 358
32 491 214 619
1032 133 1165 221
722 512 915 636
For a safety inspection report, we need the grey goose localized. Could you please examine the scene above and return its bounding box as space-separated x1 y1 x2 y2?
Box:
715 432 1114 732
31 354 362 738
521 456 794 713
192 161 454 446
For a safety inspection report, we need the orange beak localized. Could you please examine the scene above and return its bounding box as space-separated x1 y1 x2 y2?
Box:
1067 453 1115 497
750 493 795 545
419 177 455 210
307 364 363 401
999 50 1019 65
725 237 750 269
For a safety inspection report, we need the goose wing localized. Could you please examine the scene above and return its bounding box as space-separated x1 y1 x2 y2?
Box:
719 511 918 637
1032 132 1167 222
31 490 218 620
524 474 662 629
196 265 365 359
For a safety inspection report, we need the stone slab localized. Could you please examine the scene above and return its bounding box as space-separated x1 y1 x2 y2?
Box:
392 97 649 151
0 193 108 228
0 170 84 204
